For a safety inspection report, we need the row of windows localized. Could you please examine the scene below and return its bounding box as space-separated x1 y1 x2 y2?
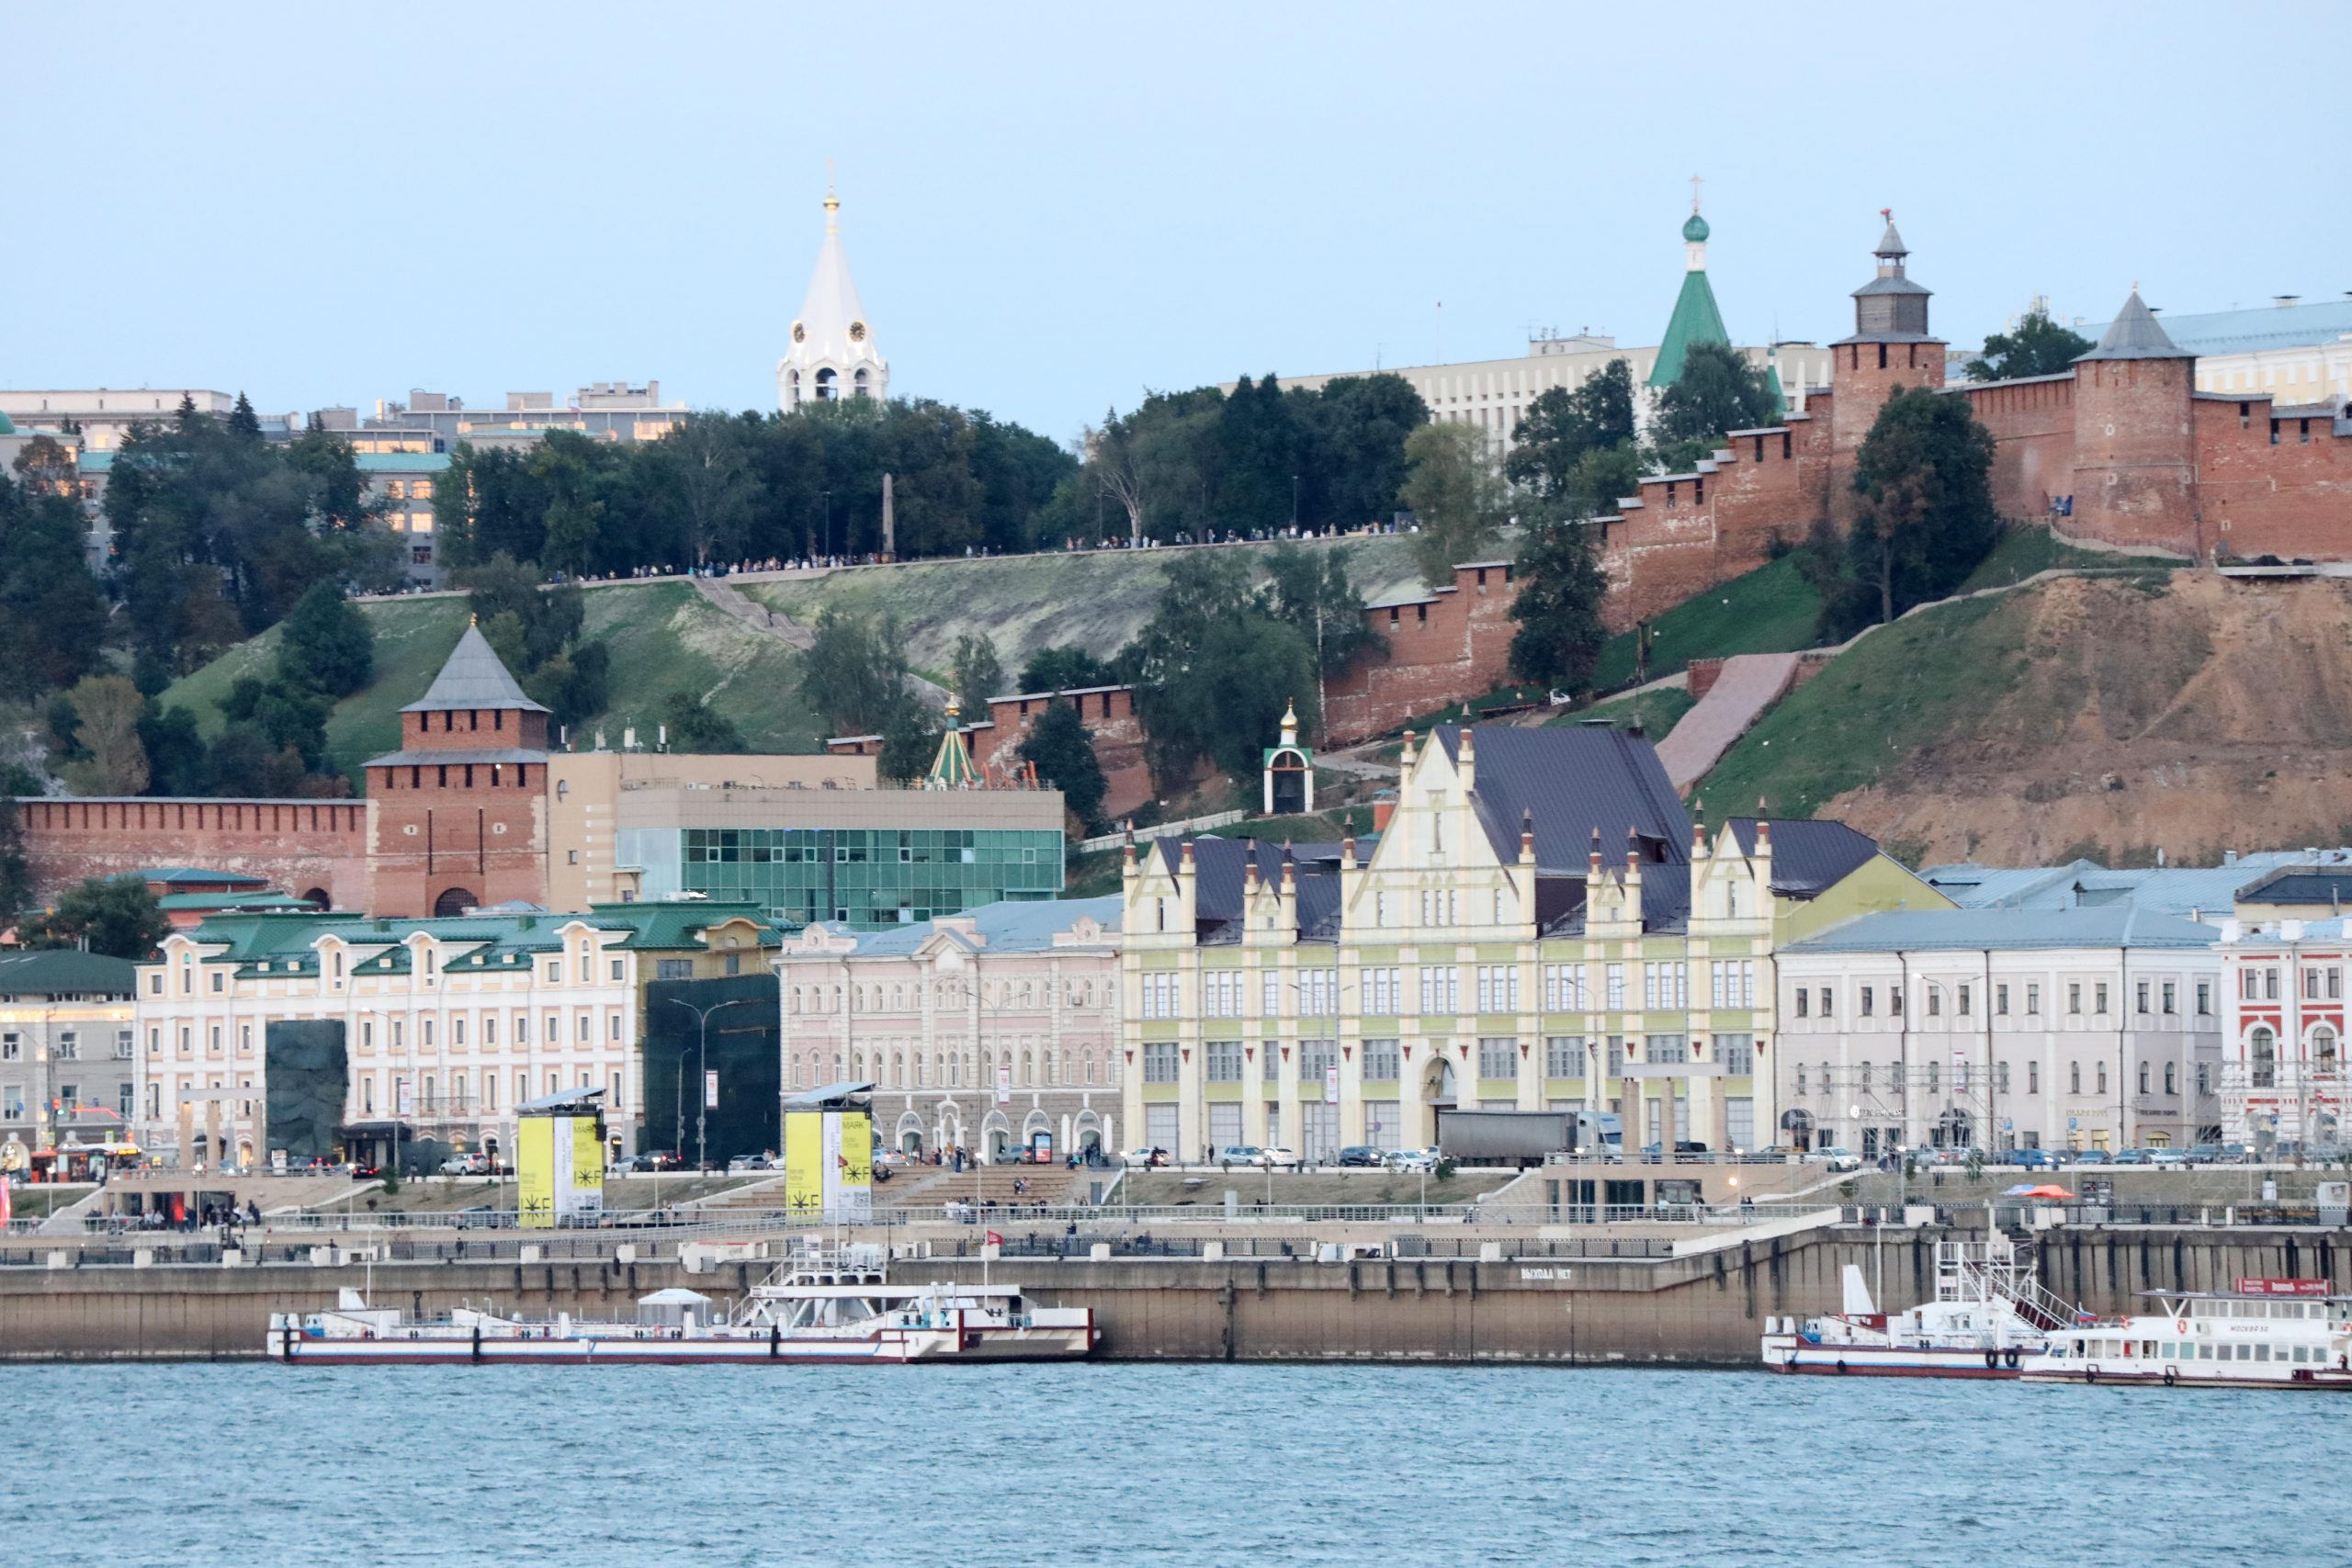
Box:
2243 1025 2340 1087
785 978 1107 1014
354 1067 616 1118
787 1044 1114 1091
0 1029 134 1061
1792 978 2214 1019
145 1010 625 1056
0 1081 137 1119
1792 1058 2206 1098
1140 1033 1758 1086
2238 964 2347 1002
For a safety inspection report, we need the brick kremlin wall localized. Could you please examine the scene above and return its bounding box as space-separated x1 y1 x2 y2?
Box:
1953 374 2078 521
17 798 372 909
2193 398 2352 560
1322 561 1517 741
971 687 1155 823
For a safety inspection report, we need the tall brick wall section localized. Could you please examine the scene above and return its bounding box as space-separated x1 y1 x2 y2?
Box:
972 687 1155 824
1956 374 2079 521
364 707 551 919
1596 412 1833 632
2067 357 2200 555
1322 562 1517 742
2193 399 2352 560
16 798 372 908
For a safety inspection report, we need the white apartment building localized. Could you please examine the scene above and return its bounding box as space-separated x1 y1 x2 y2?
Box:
1774 908 2224 1156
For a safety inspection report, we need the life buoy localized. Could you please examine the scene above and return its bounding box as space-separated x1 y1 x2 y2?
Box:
2176 1319 2188 1334
2163 1366 2177 1387
2085 1365 2098 1384
1835 1359 1849 1375
2004 1348 2021 1370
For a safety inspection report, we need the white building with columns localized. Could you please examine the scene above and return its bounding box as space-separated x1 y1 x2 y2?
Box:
777 183 888 411
775 897 1122 1162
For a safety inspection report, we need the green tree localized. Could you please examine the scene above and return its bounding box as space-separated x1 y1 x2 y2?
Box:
277 580 375 697
1214 374 1300 530
799 606 913 738
950 634 1007 716
1019 645 1117 694
658 690 746 752
1399 422 1510 588
0 457 109 701
1507 359 1636 499
1838 386 2002 629
58 676 149 795
1652 341 1778 447
0 762 38 922
876 700 943 783
1263 542 1380 677
1965 307 2094 383
1295 373 1429 528
24 874 168 959
1565 445 1643 521
1509 511 1611 698
1017 698 1108 832
1132 554 1319 788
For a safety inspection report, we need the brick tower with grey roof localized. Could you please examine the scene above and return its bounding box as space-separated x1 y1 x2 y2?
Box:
363 621 552 918
1829 214 1948 521
2068 289 2201 556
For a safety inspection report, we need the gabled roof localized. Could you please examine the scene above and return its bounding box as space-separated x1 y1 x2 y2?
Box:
0 950 137 997
789 188 881 373
1648 269 1730 389
2075 296 2352 358
793 896 1122 958
1788 907 2218 953
2075 290 2192 363
1724 818 1881 899
401 624 547 714
1430 726 1690 873
2235 869 2352 908
1148 839 1340 945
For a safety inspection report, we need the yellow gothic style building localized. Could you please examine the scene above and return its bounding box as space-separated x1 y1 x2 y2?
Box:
1119 724 1943 1162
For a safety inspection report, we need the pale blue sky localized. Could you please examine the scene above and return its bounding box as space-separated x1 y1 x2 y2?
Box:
5 3 2342 446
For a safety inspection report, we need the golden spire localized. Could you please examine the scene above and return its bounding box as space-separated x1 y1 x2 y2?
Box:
1279 699 1299 748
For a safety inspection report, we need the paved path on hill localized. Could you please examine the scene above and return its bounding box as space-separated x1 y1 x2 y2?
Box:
688 576 955 710
1655 652 1802 795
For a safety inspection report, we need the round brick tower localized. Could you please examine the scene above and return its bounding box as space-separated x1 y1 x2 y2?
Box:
2067 289 2199 557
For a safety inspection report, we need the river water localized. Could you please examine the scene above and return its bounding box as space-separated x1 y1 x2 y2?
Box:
9 1363 2343 1564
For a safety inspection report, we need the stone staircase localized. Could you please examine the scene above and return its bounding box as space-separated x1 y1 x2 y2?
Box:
1654 651 1803 794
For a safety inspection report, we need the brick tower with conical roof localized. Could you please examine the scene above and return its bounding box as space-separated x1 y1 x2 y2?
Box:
363 621 552 917
2068 289 2200 557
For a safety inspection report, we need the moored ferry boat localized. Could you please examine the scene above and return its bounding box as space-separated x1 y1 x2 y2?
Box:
2018 1278 2352 1390
1761 1236 2075 1377
266 1247 1096 1365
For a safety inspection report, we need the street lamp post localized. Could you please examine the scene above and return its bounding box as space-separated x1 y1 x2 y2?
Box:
669 997 757 1175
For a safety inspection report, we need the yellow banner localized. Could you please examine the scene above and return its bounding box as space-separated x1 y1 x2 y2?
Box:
569 1116 605 1217
839 1111 871 1190
516 1116 556 1229
784 1113 824 1215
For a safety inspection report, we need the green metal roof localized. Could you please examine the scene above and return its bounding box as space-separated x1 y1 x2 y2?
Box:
355 451 452 472
163 901 779 977
155 891 314 912
0 950 136 997
0 409 16 435
1648 267 1729 389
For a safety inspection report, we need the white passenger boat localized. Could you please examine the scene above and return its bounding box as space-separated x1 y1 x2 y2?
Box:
2018 1278 2352 1390
1761 1236 2075 1377
266 1247 1096 1365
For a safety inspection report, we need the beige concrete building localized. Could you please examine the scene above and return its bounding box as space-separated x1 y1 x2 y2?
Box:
547 750 877 910
0 953 138 1181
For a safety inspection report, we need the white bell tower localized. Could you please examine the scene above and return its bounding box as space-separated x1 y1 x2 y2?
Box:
778 175 888 411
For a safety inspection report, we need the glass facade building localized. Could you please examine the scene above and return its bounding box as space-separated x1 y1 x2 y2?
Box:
623 826 1064 931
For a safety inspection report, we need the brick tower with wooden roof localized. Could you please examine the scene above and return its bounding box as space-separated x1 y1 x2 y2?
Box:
1829 212 1948 519
363 621 552 917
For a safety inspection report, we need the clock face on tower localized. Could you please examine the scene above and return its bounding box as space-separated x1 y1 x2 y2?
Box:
791 321 807 344
848 320 867 344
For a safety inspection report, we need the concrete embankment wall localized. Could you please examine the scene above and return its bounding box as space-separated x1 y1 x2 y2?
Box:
5 1227 2347 1362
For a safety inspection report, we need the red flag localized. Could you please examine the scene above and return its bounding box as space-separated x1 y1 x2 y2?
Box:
985 1229 1003 1247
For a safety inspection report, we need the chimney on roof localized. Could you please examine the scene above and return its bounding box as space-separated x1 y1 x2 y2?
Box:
1519 808 1535 867
1398 729 1418 770
1457 728 1476 792
1243 850 1261 897
1341 829 1358 871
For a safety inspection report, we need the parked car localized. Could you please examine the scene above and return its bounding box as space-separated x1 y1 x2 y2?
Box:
726 1154 773 1173
2008 1147 2057 1169
437 1155 492 1177
1387 1146 1441 1172
2110 1148 2153 1166
1120 1147 1169 1168
620 1150 686 1173
1639 1141 1711 1163
1337 1145 1385 1168
1261 1146 1302 1170
2069 1149 2112 1166
453 1205 509 1230
2148 1147 2189 1168
1820 1147 1862 1173
2182 1144 2223 1165
1757 1145 1804 1160
1218 1145 1266 1168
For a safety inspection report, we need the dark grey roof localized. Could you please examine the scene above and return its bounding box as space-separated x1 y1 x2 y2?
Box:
363 746 550 769
401 624 548 714
1431 726 1689 873
1532 863 1690 937
1724 818 1882 899
2237 870 2352 908
2075 290 2192 363
1876 220 1907 256
1154 837 1340 945
1853 273 1931 299
0 951 138 997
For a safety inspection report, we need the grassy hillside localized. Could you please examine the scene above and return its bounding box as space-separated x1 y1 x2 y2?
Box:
746 534 1429 682
1548 682 1697 739
1592 555 1824 689
158 582 823 782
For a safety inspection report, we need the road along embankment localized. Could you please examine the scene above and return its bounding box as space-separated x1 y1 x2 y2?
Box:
3 1224 2345 1362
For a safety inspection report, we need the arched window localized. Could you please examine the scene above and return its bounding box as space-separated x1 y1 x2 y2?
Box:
815 367 838 400
2314 1026 2339 1076
434 887 475 918
787 369 802 405
2251 1027 2277 1089
853 367 870 397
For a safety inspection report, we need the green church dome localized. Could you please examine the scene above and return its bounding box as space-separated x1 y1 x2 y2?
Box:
1682 212 1711 244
